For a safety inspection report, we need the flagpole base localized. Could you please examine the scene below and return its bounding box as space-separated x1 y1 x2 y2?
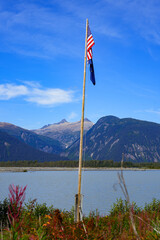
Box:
74 194 83 222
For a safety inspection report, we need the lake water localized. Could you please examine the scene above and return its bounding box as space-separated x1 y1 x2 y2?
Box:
0 170 160 215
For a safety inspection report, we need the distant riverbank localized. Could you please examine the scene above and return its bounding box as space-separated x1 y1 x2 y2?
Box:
0 167 150 172
1 160 160 170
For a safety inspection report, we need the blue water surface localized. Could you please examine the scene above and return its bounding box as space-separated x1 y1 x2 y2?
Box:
0 170 160 215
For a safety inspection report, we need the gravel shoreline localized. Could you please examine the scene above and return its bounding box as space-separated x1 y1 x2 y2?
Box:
0 167 149 172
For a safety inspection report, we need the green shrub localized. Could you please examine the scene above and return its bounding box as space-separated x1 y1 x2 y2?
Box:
0 198 10 226
144 198 160 212
34 202 54 217
110 198 141 216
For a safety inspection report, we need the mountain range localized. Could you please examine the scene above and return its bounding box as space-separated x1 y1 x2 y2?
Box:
1 116 160 162
0 122 64 155
65 116 160 162
0 119 93 162
0 129 66 162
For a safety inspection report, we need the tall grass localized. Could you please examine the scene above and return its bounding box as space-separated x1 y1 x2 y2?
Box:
1 192 160 239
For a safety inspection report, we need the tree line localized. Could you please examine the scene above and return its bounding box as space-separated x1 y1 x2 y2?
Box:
0 160 160 169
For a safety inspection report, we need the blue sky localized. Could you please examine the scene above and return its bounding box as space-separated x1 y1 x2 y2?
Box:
1 0 160 129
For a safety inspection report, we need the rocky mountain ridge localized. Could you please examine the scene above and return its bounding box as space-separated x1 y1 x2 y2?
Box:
33 118 94 148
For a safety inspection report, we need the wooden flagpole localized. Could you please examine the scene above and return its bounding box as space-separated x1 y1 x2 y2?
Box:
76 18 88 222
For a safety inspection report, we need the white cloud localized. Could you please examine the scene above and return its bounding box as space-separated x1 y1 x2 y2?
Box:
135 109 160 116
55 0 160 45
0 2 83 58
27 88 73 105
0 82 74 106
20 80 41 88
104 0 160 45
145 109 160 115
0 84 28 100
56 0 123 39
68 112 78 120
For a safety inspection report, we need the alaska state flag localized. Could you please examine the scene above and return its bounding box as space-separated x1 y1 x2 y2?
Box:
87 25 95 85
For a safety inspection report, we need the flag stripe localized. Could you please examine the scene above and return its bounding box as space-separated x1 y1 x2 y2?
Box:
87 24 96 85
87 26 94 61
87 35 94 51
87 49 92 60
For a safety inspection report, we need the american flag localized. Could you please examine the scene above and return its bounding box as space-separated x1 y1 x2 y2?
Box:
87 24 95 85
87 25 95 61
